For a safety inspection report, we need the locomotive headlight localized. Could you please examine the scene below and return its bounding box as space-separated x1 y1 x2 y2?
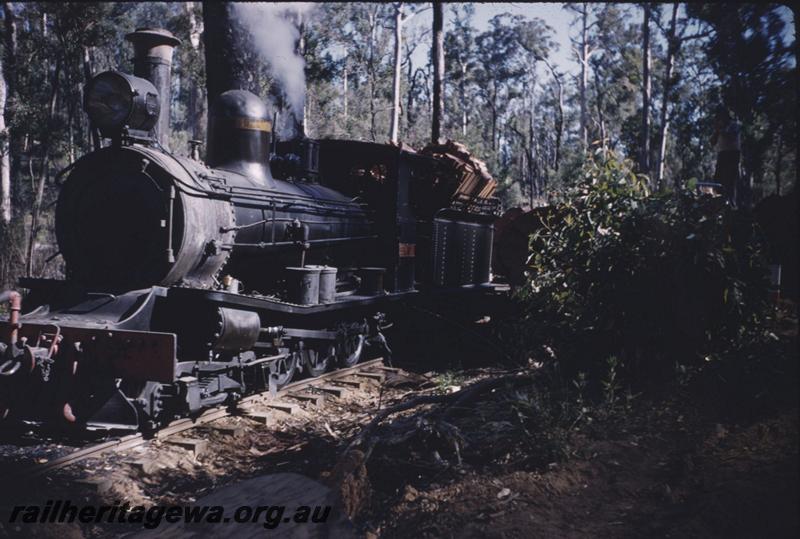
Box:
84 71 160 137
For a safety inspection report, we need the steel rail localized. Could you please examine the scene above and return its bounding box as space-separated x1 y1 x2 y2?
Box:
14 358 384 478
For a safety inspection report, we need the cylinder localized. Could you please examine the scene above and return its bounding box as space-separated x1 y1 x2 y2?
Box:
307 266 337 303
125 28 180 149
357 267 386 296
213 308 261 351
286 266 321 305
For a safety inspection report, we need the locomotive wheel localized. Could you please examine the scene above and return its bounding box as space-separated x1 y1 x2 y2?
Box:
303 344 335 378
339 334 365 367
269 353 298 389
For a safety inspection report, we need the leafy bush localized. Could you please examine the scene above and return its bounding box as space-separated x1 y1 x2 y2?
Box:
516 149 771 390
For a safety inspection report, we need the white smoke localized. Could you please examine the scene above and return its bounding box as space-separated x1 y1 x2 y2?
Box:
231 2 314 121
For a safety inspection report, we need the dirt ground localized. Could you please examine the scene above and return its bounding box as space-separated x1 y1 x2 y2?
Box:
357 305 799 538
362 402 798 538
0 306 796 538
0 366 427 538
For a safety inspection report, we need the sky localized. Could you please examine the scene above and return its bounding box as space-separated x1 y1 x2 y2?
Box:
406 2 590 78
459 2 577 72
404 2 797 78
315 2 796 84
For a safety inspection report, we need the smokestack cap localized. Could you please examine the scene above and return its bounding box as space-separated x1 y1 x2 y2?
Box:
125 28 181 49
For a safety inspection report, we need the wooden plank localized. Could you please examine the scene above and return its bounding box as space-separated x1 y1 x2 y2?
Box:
16 359 387 479
242 410 275 426
287 392 325 407
210 425 245 438
330 378 365 390
166 437 208 458
316 385 346 398
265 401 300 415
354 372 385 382
374 366 402 373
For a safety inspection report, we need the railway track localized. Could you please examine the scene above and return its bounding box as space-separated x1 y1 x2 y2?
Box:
10 358 389 479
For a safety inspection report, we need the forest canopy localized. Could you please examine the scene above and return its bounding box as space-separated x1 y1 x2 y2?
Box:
0 2 796 287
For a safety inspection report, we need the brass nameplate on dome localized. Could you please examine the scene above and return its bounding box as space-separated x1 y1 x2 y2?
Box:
230 117 272 132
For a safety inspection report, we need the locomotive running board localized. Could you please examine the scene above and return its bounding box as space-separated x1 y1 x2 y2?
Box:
165 286 417 315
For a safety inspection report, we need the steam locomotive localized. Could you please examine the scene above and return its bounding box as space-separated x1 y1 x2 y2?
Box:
0 29 499 431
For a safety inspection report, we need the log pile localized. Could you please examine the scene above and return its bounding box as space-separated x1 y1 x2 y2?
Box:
420 139 497 201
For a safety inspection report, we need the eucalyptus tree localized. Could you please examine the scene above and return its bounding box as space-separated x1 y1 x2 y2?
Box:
401 22 430 144
512 15 557 203
640 2 651 176
444 4 476 139
586 4 639 155
0 2 12 229
473 14 526 157
431 0 444 144
686 3 796 200
389 2 428 144
344 2 394 142
564 2 600 152
649 3 714 190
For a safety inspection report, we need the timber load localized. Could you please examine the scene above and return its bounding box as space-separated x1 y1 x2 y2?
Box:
420 140 498 213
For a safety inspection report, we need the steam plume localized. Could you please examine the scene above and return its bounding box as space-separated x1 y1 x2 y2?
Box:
231 2 314 123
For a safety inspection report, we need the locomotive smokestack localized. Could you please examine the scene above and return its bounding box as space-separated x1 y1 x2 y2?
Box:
125 28 180 149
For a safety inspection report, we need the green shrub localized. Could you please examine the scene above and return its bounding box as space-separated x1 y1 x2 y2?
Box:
516 149 771 390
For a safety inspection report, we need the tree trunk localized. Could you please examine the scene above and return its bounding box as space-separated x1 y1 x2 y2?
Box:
368 7 378 141
0 53 9 226
2 3 16 95
592 62 606 152
3 1 18 217
185 2 204 143
61 43 76 162
406 54 415 132
187 71 199 141
390 4 403 144
712 113 742 206
26 58 60 277
431 1 444 144
83 46 101 150
460 60 467 137
774 130 783 196
542 59 563 172
655 3 678 191
68 104 75 163
402 31 426 136
296 17 307 137
26 154 48 276
640 3 651 176
490 87 498 152
202 1 249 103
343 53 348 127
528 76 538 200
579 3 589 151
529 113 536 202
